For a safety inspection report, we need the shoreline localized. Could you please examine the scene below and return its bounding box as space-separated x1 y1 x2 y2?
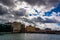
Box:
0 32 60 35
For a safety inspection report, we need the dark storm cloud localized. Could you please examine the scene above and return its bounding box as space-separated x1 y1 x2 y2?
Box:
19 0 59 6
30 17 59 23
49 0 60 3
48 0 60 6
0 0 59 6
14 8 26 16
0 19 7 22
0 5 8 15
0 0 14 6
43 18 59 23
31 17 44 22
19 0 46 6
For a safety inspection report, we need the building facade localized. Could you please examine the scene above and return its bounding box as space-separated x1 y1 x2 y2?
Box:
25 25 36 32
12 22 21 32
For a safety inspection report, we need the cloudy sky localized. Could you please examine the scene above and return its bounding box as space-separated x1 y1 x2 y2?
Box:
0 0 60 30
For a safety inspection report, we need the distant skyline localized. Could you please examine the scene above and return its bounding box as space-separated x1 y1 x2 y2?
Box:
0 0 60 30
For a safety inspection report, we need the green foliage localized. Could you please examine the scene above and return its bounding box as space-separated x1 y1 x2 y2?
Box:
0 24 13 32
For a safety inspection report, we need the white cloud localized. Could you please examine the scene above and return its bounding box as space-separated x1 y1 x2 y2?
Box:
45 23 60 30
0 0 60 30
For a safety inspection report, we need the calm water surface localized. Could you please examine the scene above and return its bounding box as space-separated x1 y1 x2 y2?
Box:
0 33 60 40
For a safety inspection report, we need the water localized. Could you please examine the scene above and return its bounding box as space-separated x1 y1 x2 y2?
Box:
0 33 60 40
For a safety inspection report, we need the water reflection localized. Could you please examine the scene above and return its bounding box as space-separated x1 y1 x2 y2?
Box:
0 33 60 40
